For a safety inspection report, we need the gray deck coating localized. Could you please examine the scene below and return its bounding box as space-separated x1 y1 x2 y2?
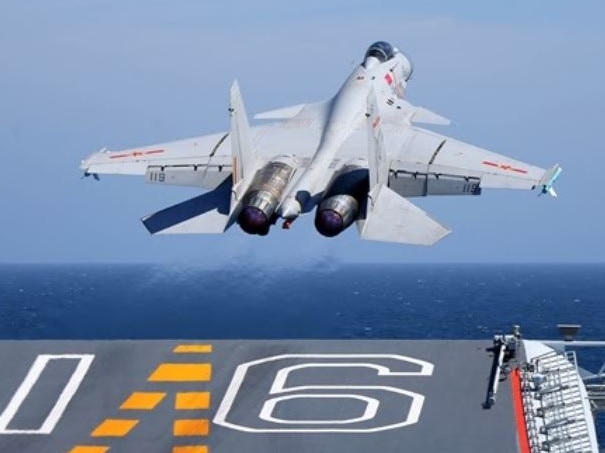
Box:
0 340 520 452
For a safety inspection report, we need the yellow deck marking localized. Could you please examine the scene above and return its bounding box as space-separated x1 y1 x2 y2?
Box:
148 364 211 382
68 447 109 453
91 419 139 437
173 419 210 436
173 344 213 354
172 446 208 453
175 392 211 410
120 392 166 410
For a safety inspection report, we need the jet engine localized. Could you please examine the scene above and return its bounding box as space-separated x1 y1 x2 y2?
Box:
315 164 369 237
238 158 295 235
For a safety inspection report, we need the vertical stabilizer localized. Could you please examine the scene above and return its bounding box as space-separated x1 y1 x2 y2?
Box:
366 88 389 189
229 80 255 186
359 88 449 245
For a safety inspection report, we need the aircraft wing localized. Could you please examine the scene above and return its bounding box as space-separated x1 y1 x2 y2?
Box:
389 126 560 197
80 98 331 190
80 132 235 190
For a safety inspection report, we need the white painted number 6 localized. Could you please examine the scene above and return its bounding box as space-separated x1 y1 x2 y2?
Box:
214 354 434 433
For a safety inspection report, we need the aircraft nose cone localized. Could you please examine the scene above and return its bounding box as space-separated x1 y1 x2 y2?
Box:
315 209 344 237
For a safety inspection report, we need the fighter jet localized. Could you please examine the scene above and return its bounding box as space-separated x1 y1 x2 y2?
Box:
81 41 561 245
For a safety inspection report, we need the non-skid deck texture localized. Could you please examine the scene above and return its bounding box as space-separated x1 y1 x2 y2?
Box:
0 340 519 452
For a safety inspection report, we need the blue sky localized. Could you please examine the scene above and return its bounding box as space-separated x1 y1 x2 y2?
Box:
1 1 604 263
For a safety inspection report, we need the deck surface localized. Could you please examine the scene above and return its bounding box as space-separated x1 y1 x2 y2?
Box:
0 340 519 452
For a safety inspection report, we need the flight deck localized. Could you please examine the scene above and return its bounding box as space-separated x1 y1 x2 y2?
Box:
0 338 599 452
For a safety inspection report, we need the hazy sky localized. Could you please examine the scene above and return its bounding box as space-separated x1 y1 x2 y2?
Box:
1 1 604 264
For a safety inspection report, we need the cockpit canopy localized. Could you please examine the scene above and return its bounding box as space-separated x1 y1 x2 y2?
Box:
364 41 396 63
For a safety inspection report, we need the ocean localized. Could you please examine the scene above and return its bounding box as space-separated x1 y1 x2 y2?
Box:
1 263 604 437
1 263 603 341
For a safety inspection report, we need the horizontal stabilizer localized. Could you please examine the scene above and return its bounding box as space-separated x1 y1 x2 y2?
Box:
359 184 450 245
142 178 232 234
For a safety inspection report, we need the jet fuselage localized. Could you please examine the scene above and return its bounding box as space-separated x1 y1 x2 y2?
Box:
277 45 412 222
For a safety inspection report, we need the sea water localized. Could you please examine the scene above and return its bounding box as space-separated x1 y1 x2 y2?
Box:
1 263 603 341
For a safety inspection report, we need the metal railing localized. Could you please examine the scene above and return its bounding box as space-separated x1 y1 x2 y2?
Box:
521 351 594 452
